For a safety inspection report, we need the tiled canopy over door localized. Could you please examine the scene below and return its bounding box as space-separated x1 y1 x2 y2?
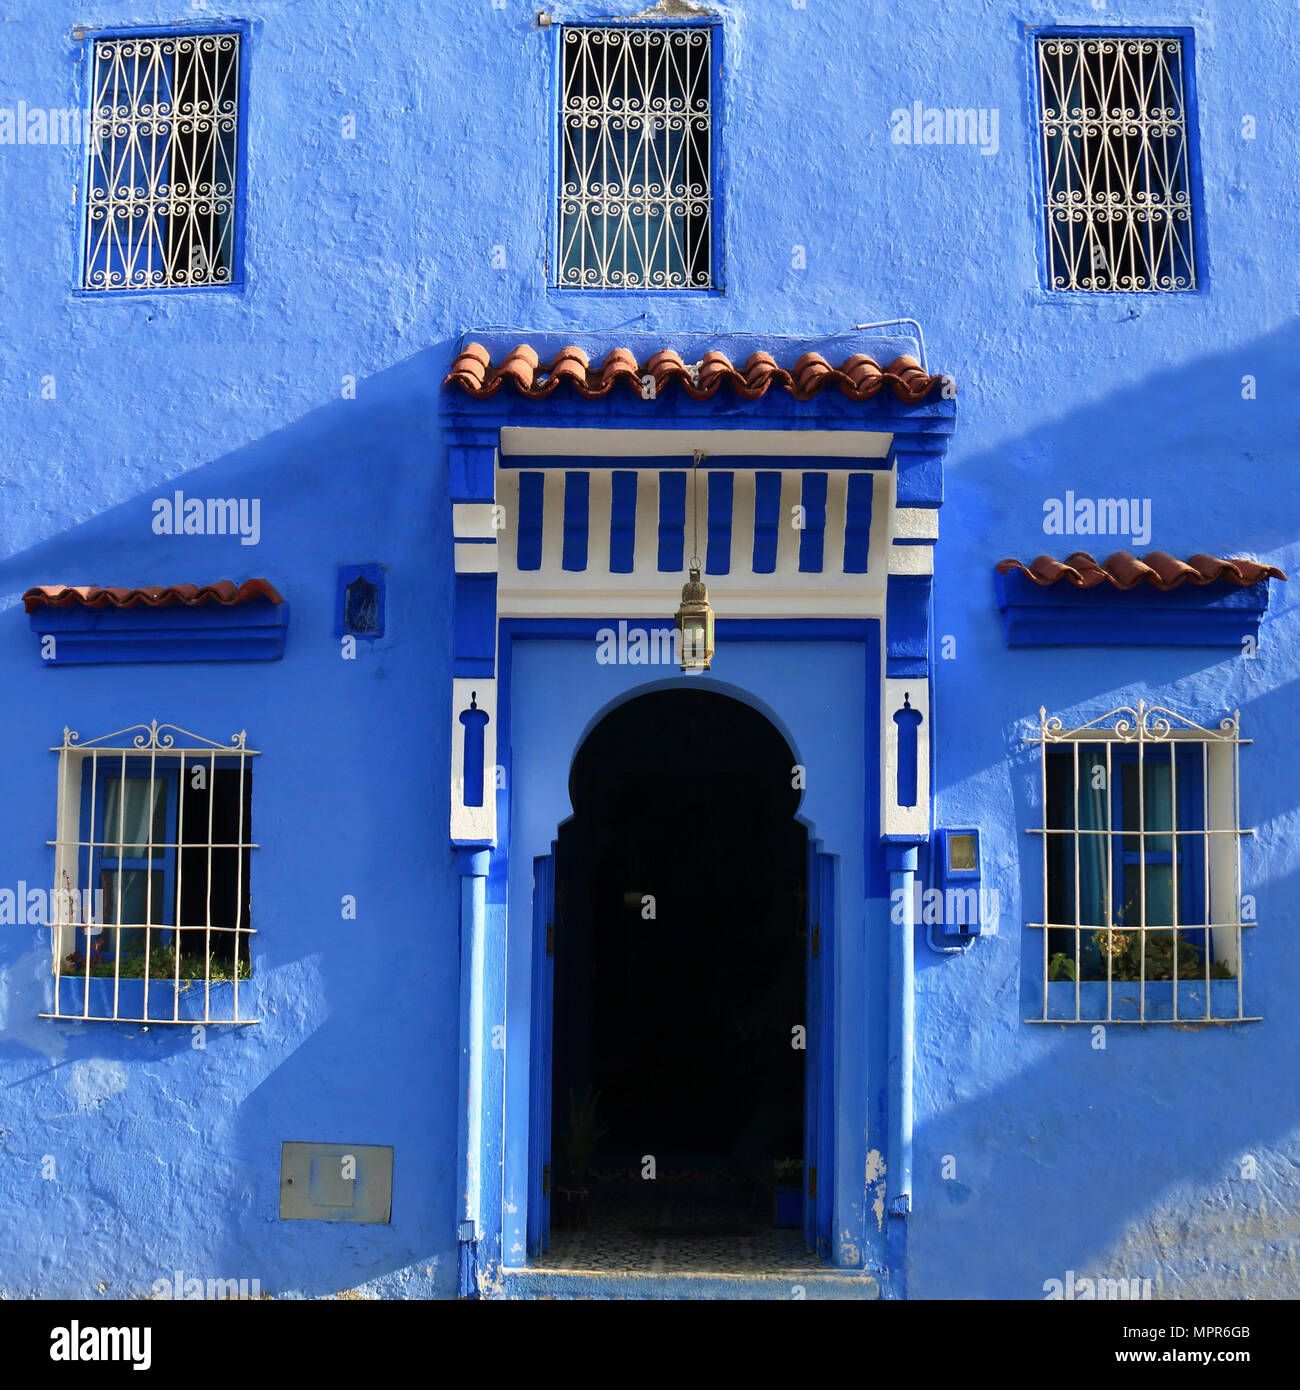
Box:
442 342 956 844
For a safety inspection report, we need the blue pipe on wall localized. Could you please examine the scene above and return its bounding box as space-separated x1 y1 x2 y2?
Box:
885 840 919 1295
455 847 490 1299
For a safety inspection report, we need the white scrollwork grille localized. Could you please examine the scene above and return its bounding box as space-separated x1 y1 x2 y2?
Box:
1036 36 1196 292
559 26 713 289
84 33 241 290
1026 702 1254 1025
43 722 258 1025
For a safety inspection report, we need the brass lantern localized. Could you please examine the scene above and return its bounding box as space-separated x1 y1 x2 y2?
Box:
675 449 715 671
675 565 714 671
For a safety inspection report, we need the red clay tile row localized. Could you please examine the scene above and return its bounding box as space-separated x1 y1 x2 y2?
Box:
443 343 947 403
996 552 1286 591
23 579 284 613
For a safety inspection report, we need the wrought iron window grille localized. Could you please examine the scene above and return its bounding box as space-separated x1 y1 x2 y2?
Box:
84 32 242 291
1036 35 1197 292
42 721 258 1024
559 25 713 290
1026 701 1254 1024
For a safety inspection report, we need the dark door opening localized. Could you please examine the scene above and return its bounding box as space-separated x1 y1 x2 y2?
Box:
546 688 811 1259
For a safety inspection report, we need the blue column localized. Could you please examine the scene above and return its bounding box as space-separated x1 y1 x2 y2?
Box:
455 847 490 1298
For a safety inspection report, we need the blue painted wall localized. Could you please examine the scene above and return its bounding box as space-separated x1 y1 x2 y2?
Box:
0 0 1295 1298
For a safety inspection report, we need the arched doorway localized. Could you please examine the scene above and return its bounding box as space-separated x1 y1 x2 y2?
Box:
532 687 829 1268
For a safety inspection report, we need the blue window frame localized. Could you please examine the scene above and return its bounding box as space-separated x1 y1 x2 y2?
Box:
556 23 716 290
1034 32 1199 292
83 31 244 290
1045 742 1225 982
86 763 175 966
70 757 252 979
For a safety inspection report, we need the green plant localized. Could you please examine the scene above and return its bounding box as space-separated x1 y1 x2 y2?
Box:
1090 927 1232 982
773 1157 803 1186
560 1086 609 1188
73 942 250 983
1048 952 1077 982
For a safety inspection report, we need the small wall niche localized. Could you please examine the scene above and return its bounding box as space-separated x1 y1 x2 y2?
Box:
336 564 386 640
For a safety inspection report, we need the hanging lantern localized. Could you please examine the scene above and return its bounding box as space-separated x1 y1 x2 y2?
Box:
675 450 715 671
675 566 714 671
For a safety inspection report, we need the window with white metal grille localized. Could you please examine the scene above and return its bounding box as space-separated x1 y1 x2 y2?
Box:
1035 35 1197 292
1028 702 1254 1024
559 25 713 290
84 32 242 290
44 722 257 1024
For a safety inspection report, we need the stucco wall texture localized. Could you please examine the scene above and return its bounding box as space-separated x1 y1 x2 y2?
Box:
0 0 1295 1299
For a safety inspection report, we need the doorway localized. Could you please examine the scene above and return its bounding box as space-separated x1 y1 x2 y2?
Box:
531 687 829 1272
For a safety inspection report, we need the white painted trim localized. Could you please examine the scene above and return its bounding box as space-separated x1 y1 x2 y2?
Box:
456 542 498 574
882 678 930 838
499 591 889 620
823 471 849 576
887 545 934 576
454 502 499 539
729 469 756 577
587 468 613 575
496 470 519 561
776 470 803 575
451 678 497 843
868 473 892 577
894 508 939 541
498 462 891 617
633 464 660 579
540 469 566 579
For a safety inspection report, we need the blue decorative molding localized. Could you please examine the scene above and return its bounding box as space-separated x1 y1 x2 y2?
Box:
706 470 734 574
609 471 637 573
889 435 945 508
31 598 287 665
752 471 781 573
886 575 931 677
658 471 686 572
561 471 589 572
454 574 497 678
517 472 545 571
995 570 1275 648
843 472 873 574
797 472 828 573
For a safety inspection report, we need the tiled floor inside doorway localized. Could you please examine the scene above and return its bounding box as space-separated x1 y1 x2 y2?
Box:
533 1174 826 1275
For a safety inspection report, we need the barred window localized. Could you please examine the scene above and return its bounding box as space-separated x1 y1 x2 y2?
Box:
85 33 242 290
44 722 257 1024
1036 35 1197 292
1028 703 1253 1024
559 25 713 290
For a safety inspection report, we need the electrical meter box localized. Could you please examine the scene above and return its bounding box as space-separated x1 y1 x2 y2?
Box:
934 829 993 937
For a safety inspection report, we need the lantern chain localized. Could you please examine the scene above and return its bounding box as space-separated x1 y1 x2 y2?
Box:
690 449 704 571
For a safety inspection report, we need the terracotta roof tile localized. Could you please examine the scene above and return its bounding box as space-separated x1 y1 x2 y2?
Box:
444 343 946 404
995 552 1286 592
23 579 284 614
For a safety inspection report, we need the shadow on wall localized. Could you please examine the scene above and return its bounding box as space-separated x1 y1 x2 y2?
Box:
911 320 1300 1299
0 343 468 1298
